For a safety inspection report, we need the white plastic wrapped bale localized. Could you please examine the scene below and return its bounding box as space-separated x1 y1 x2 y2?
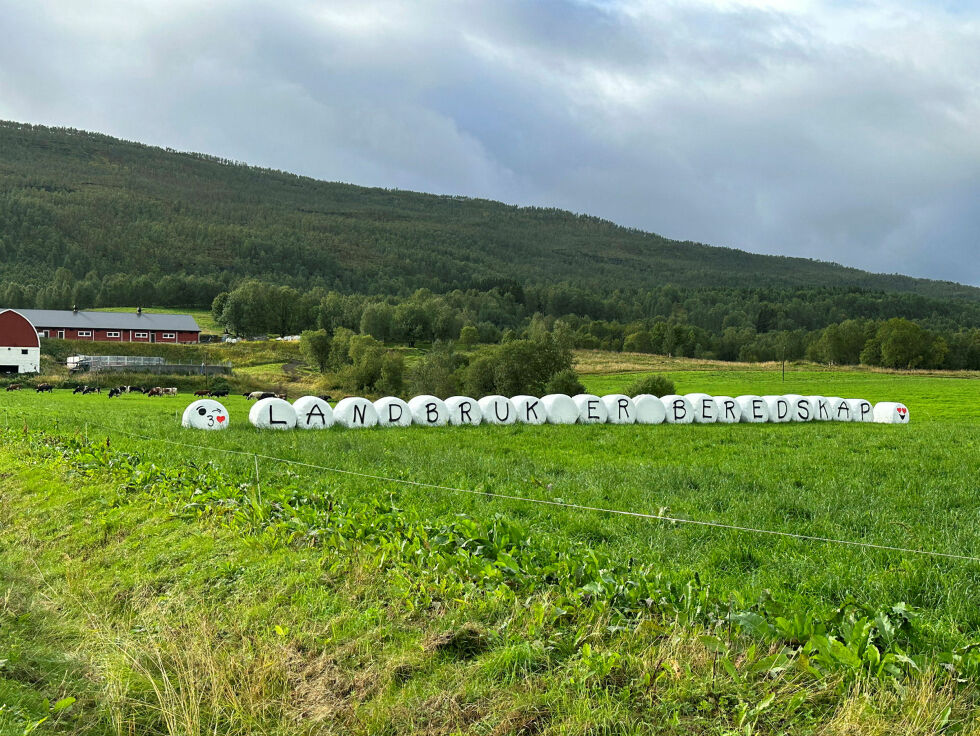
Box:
806 396 833 421
827 397 850 421
444 396 482 426
333 397 379 428
873 401 910 424
181 399 230 430
478 395 517 425
293 396 334 429
373 396 412 427
541 394 579 424
735 395 769 423
660 394 694 424
783 394 814 422
762 395 792 423
633 394 666 424
511 395 547 425
713 396 741 424
249 397 297 430
845 398 874 423
572 393 607 424
408 395 450 427
685 393 718 424
602 394 636 424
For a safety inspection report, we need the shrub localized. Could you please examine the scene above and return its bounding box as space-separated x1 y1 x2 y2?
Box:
625 374 675 397
544 368 586 396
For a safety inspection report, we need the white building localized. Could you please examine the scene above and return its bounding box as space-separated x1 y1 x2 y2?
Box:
0 309 42 374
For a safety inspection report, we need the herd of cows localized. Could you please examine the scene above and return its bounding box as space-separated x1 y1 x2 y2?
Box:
2 383 287 399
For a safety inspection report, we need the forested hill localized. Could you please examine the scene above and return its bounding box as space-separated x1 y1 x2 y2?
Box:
1 120 977 301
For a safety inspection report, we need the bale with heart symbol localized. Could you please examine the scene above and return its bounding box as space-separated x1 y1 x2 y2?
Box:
182 399 229 430
873 402 910 424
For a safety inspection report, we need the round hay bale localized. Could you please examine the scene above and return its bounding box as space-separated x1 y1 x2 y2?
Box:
633 394 666 424
374 396 412 427
844 398 874 423
478 395 516 425
333 397 379 428
601 394 636 424
181 399 230 430
873 401 910 424
541 394 578 424
445 396 483 426
572 393 607 424
762 395 792 423
826 396 849 421
713 396 741 423
685 393 718 423
408 395 449 427
511 395 547 425
660 394 694 424
249 397 297 430
735 395 769 423
783 394 814 422
806 396 833 421
293 396 334 429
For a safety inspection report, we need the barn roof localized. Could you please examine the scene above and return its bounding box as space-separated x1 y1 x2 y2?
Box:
13 309 201 332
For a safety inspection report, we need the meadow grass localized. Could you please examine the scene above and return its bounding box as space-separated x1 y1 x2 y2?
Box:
1 365 978 733
2 368 978 638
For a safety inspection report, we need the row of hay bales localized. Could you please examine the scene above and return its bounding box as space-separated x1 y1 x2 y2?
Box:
185 393 911 430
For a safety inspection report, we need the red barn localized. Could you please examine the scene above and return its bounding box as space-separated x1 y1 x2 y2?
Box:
14 309 201 344
0 309 42 373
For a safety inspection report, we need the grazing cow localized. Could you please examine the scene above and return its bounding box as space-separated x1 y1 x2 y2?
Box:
245 391 267 400
35 383 53 393
72 385 86 394
208 389 229 397
194 390 210 397
5 383 20 391
146 387 163 397
162 387 178 396
108 387 122 398
82 386 100 394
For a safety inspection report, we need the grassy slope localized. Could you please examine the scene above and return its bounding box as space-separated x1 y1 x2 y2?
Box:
2 120 978 299
1 388 978 734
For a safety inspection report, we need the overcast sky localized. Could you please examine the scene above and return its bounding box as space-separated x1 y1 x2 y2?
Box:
1 0 978 285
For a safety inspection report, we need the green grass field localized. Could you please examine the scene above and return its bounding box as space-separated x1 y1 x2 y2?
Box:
1 366 979 733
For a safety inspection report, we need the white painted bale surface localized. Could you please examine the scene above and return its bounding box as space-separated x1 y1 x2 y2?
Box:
293 396 334 429
249 397 297 430
736 395 769 423
783 394 814 422
660 395 694 424
845 398 874 423
873 401 910 424
374 396 412 427
181 399 230 430
762 395 792 423
827 397 850 421
685 393 718 423
479 395 517 425
542 394 579 424
714 396 741 424
806 396 833 421
602 394 636 424
445 396 482 426
573 393 607 424
408 395 450 427
333 397 379 428
633 394 666 424
511 395 547 424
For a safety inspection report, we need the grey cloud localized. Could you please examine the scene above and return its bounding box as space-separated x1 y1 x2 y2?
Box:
0 0 978 284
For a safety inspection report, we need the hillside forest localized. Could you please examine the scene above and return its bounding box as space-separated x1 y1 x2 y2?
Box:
1 120 978 372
